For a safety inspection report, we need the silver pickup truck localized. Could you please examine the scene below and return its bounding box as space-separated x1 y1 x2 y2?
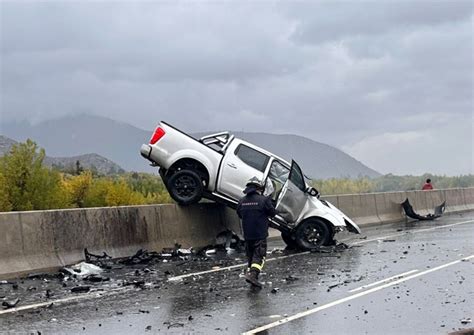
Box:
140 121 361 250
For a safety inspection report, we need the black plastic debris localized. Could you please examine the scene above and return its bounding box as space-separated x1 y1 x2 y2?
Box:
120 249 159 265
310 242 350 254
2 298 20 309
84 274 110 282
164 322 184 329
122 280 145 288
401 198 446 221
85 248 111 262
284 276 299 282
70 286 91 293
271 288 280 293
215 230 245 251
26 272 64 280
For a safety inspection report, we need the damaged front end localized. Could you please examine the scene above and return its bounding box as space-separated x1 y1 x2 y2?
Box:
315 199 362 235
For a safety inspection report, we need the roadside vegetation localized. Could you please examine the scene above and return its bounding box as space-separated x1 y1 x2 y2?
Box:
0 140 472 212
0 140 171 211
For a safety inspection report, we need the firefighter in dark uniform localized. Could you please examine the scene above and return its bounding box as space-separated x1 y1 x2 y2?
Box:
237 177 277 288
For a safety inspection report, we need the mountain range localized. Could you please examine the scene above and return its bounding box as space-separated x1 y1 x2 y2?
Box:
1 114 380 179
0 135 124 175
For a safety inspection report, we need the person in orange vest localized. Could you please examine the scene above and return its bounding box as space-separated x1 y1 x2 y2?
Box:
422 178 433 190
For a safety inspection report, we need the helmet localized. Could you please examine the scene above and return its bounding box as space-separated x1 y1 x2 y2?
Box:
246 176 263 188
243 176 264 194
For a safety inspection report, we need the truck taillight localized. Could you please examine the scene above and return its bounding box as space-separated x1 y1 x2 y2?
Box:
150 127 165 144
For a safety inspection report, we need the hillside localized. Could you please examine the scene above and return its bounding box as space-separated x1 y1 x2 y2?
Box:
2 115 380 179
0 135 124 175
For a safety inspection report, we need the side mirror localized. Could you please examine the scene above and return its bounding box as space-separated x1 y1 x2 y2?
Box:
307 187 320 198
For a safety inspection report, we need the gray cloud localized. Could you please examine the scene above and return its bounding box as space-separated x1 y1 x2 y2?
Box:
0 1 472 175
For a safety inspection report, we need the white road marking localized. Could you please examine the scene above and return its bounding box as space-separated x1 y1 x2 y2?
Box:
168 252 310 281
169 219 474 281
0 286 132 316
348 269 419 292
352 219 474 245
242 255 474 335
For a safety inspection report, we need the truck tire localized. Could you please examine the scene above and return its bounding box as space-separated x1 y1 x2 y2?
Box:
281 232 298 250
295 219 331 250
167 170 203 205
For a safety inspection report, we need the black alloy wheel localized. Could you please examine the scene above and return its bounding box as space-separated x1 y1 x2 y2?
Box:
295 219 331 250
167 169 204 205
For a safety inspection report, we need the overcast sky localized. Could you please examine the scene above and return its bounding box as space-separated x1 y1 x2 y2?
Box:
1 1 472 176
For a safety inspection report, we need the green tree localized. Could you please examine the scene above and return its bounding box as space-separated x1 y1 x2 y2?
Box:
0 172 12 211
64 171 93 208
0 139 68 210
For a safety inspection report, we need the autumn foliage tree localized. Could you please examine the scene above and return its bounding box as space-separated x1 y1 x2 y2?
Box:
0 139 68 210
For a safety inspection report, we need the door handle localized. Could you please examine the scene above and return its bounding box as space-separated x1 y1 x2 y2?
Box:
227 163 237 169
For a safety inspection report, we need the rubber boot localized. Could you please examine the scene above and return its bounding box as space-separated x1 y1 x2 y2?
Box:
245 269 263 288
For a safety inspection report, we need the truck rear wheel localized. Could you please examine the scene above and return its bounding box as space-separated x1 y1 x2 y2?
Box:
295 219 331 250
167 170 203 205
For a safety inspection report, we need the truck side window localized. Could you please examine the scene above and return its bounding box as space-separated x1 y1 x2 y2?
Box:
235 144 269 172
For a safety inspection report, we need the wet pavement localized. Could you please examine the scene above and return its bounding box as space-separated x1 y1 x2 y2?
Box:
1 211 473 334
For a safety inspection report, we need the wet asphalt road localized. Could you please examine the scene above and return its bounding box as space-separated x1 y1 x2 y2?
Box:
1 211 473 335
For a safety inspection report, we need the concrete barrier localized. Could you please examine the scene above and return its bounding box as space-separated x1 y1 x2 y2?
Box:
374 191 406 224
462 188 474 211
1 187 472 279
333 193 380 226
444 188 466 213
0 203 228 279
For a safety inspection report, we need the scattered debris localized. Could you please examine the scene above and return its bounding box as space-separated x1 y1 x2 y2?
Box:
84 248 112 263
401 198 445 221
122 280 146 288
310 242 350 254
271 288 280 294
2 298 20 309
177 248 192 255
145 325 152 331
84 274 110 282
460 318 472 324
70 286 91 293
62 262 103 278
284 276 299 282
120 249 159 265
164 322 184 329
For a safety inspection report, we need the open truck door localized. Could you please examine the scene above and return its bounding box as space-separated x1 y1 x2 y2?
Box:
275 160 308 223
